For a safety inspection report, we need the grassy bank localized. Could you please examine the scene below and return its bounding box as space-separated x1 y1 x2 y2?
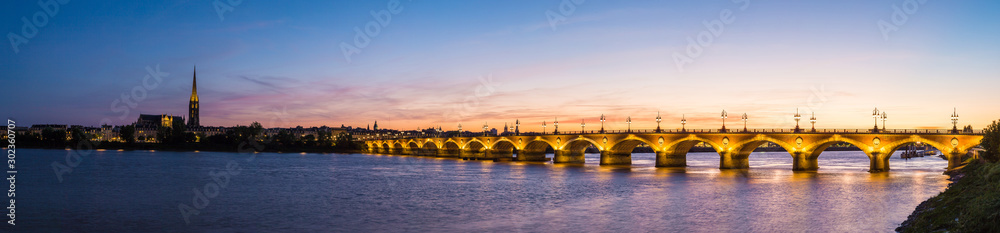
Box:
896 161 1000 232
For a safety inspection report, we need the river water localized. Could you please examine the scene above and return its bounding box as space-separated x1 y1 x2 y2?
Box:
11 148 949 232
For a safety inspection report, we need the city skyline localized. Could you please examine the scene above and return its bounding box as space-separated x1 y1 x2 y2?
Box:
3 1 999 130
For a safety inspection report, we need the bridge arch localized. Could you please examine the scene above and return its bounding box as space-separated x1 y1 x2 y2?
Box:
803 138 871 159
519 139 555 162
492 140 517 155
522 140 555 153
881 136 951 157
884 137 959 168
491 139 517 151
422 140 438 150
564 137 603 153
730 136 797 158
381 143 391 153
608 137 657 154
443 140 461 153
663 137 723 154
407 141 420 149
465 139 486 151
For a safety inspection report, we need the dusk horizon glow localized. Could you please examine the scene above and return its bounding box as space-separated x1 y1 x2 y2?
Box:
3 0 999 131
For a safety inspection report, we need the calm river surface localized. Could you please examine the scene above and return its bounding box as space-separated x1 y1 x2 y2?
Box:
14 148 949 232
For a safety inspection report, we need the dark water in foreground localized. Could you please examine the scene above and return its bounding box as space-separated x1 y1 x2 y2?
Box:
10 148 949 232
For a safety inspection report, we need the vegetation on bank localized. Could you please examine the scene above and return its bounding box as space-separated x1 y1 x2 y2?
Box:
896 161 1000 232
12 121 364 153
896 120 1000 232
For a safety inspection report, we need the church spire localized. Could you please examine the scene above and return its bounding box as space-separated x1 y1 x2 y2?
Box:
190 66 198 102
187 66 200 127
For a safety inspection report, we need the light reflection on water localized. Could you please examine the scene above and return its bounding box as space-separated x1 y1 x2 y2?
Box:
19 149 948 232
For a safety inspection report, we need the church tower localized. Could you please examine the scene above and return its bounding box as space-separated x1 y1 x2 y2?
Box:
187 66 200 127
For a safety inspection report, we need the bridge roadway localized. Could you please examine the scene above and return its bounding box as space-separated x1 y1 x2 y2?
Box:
363 129 983 172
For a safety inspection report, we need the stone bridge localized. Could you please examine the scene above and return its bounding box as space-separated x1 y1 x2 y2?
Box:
362 130 983 172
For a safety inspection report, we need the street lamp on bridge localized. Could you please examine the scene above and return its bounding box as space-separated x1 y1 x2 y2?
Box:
741 113 748 132
554 118 559 134
515 119 520 136
951 108 960 134
873 107 880 132
600 114 606 133
810 112 817 132
483 122 488 136
626 116 632 133
681 114 687 132
794 108 802 133
542 121 546 135
881 111 888 131
655 111 662 133
458 123 462 136
581 119 586 133
720 110 728 133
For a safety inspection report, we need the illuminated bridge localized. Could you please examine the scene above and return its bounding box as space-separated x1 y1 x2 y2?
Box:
362 129 983 172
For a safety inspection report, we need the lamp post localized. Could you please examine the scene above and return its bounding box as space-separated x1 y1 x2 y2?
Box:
809 112 817 132
951 108 960 134
600 114 606 133
483 122 488 136
681 114 687 132
655 111 662 133
554 118 559 134
794 108 802 133
873 107 880 132
515 119 520 136
741 113 748 132
720 110 728 132
542 121 546 135
458 123 462 136
581 119 586 133
626 116 632 133
881 112 887 131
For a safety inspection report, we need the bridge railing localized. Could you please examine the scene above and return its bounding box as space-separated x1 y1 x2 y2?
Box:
516 128 982 135
361 128 983 140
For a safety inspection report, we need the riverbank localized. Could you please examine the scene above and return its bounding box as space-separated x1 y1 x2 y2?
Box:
12 142 364 154
896 161 1000 232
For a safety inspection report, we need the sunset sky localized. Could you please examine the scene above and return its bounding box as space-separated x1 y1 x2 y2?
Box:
2 0 999 131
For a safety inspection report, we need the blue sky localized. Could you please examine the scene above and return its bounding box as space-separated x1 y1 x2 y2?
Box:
2 0 999 131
